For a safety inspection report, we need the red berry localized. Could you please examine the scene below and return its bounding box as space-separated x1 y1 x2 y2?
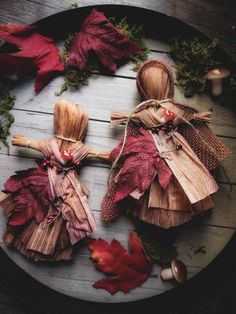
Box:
61 149 73 161
164 109 176 121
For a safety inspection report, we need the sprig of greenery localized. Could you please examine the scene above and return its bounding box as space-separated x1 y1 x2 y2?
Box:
59 32 76 63
169 37 220 97
219 73 236 107
0 83 15 151
110 17 150 71
135 221 178 267
57 17 149 95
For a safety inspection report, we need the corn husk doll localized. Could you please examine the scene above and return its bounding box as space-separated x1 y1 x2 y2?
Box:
101 60 231 228
0 100 109 262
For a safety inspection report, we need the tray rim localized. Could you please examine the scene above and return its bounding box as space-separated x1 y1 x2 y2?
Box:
0 3 235 311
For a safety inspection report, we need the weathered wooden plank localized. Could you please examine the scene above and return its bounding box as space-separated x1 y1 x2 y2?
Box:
0 208 234 302
11 75 236 138
174 0 236 62
0 110 235 183
1 108 236 178
109 50 173 78
0 0 175 25
0 0 235 309
1 0 235 61
0 152 235 229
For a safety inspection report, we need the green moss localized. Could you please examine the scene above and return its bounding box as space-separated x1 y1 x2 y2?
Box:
0 83 15 151
57 17 149 95
168 37 220 97
110 17 150 71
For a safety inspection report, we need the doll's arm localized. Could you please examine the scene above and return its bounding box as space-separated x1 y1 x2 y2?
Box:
12 135 42 152
87 150 111 162
111 112 129 126
190 111 212 123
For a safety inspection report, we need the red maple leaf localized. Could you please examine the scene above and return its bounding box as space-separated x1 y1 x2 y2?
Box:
65 9 142 72
0 24 64 92
110 128 172 203
3 166 53 226
88 232 153 294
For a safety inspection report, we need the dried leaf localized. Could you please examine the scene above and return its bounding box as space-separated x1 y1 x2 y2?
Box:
66 9 142 72
88 232 153 294
110 128 172 202
0 24 64 92
3 166 53 226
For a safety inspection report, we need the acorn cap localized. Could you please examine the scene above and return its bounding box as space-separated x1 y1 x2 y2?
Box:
171 259 187 283
206 67 230 80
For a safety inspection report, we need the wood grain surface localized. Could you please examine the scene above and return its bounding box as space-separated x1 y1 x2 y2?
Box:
0 1 236 313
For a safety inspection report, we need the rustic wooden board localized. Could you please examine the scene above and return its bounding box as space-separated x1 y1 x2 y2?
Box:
1 0 235 62
0 6 236 305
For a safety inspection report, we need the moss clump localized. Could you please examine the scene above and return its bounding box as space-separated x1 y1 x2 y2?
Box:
169 37 220 97
0 83 15 151
110 17 150 71
57 17 149 95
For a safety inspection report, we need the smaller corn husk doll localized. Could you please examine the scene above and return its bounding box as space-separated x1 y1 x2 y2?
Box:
101 60 231 228
0 100 109 262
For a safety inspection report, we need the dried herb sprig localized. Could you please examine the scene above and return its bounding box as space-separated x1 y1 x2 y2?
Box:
135 221 178 267
59 32 76 63
0 82 15 151
169 37 220 97
110 17 150 71
57 17 149 95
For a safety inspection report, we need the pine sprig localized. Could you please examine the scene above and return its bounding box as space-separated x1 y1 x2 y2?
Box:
169 37 220 97
110 17 150 71
0 83 15 151
57 17 149 95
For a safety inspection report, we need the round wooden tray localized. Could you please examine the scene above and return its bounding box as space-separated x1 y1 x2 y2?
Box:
0 4 235 310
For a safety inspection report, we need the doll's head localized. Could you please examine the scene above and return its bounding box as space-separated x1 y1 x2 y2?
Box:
54 100 88 142
136 60 174 101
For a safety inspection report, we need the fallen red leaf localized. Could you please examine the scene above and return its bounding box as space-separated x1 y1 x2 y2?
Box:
66 9 142 72
3 166 53 226
0 23 64 92
88 232 153 294
110 128 172 202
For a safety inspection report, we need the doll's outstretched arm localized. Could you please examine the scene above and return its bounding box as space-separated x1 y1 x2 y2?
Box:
87 150 111 162
12 135 43 152
191 111 212 123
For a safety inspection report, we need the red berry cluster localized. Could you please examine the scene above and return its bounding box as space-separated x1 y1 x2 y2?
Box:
151 121 174 134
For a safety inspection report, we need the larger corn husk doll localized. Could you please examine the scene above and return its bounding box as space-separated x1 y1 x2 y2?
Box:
101 60 231 228
0 100 109 262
